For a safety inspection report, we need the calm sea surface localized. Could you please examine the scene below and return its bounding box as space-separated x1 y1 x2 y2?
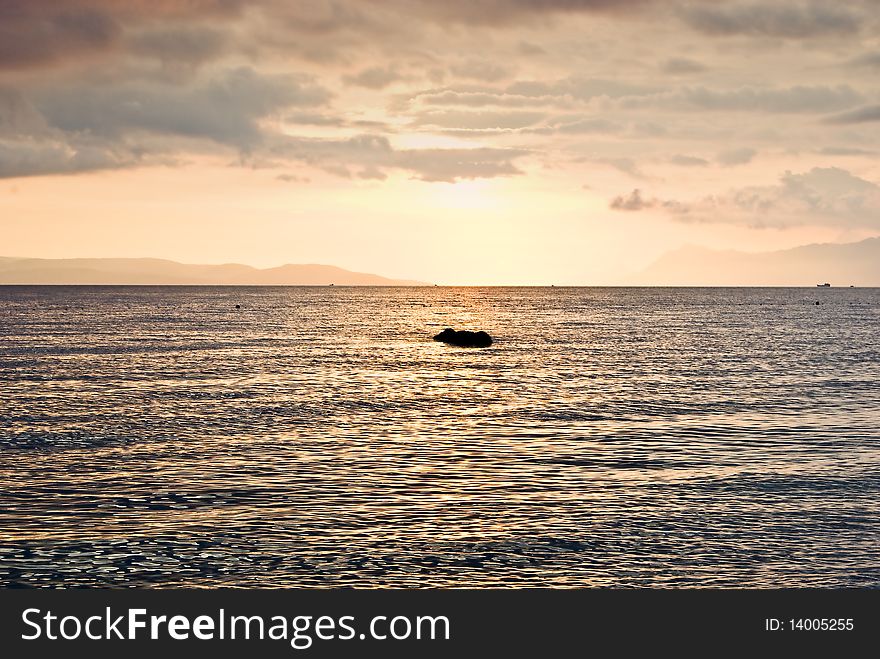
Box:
1 286 879 587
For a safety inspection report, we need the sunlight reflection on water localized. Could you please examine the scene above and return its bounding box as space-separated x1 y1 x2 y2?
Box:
1 286 879 587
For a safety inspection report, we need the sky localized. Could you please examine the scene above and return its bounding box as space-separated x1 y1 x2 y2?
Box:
2 0 880 284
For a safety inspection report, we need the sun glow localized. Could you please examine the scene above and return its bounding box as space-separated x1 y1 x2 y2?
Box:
431 179 503 211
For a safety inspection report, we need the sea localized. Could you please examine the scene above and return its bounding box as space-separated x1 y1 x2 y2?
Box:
1 286 878 588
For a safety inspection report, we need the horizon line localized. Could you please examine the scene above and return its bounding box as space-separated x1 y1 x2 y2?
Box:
1 284 874 289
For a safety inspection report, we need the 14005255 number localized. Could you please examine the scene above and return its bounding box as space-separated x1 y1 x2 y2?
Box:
790 618 854 631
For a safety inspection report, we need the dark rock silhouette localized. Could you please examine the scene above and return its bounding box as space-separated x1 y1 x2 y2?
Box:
433 327 493 348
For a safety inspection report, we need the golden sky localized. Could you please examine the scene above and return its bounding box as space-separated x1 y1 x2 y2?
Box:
2 1 879 284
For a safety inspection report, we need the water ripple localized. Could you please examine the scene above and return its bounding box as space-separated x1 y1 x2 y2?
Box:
1 286 879 587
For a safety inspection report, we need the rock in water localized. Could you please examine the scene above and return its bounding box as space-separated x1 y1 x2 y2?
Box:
433 327 493 348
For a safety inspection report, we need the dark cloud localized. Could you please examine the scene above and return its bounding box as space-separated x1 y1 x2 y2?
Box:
681 2 862 39
623 84 862 113
610 189 652 211
670 154 709 166
357 165 387 180
276 173 311 183
661 57 706 74
823 104 880 124
0 139 138 179
449 60 511 82
599 158 645 179
388 0 651 26
817 146 875 156
848 52 880 69
0 88 139 178
0 1 248 71
284 111 346 127
0 84 150 177
516 41 546 56
265 131 384 165
33 67 330 148
0 88 52 137
716 147 756 166
343 66 403 89
0 3 121 70
270 0 379 36
609 188 688 212
0 65 334 179
91 1 246 18
632 122 667 137
128 27 230 67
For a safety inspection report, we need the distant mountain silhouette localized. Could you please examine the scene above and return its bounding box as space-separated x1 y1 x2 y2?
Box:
0 257 426 285
638 237 880 286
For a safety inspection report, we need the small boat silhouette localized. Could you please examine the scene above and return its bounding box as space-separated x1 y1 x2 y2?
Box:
817 283 830 287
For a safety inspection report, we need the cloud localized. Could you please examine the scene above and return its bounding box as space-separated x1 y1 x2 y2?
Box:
622 84 863 114
269 133 529 182
414 110 546 130
661 57 706 74
681 2 862 39
0 86 144 178
506 77 657 101
413 80 864 119
516 41 546 56
716 147 756 166
0 88 52 137
392 0 652 26
611 167 880 228
276 173 310 183
412 90 545 108
817 147 875 156
394 147 527 182
0 0 248 71
406 77 659 115
0 138 139 179
343 66 403 89
284 111 346 127
449 59 511 82
727 167 880 225
848 52 880 69
128 26 230 67
0 3 121 70
610 188 687 213
823 105 880 124
610 189 652 211
33 67 331 149
1 0 878 195
670 154 709 166
598 158 646 179
544 117 622 134
0 66 335 178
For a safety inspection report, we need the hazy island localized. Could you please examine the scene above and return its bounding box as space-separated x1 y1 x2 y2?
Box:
0 257 427 286
637 237 880 287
